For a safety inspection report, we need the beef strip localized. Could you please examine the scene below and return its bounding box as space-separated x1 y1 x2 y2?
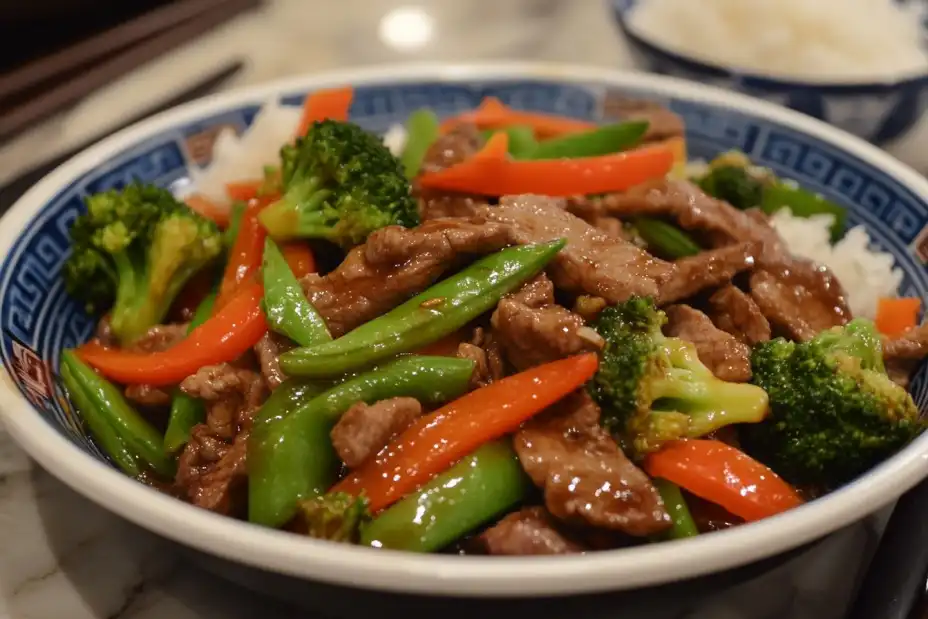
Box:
491 274 604 371
457 343 496 389
481 195 675 302
749 259 851 341
415 123 489 221
883 323 928 387
95 316 117 347
330 397 422 468
707 285 771 345
120 322 188 406
479 507 586 555
606 98 685 143
664 304 752 382
175 364 266 514
514 391 671 536
254 332 291 391
127 323 189 353
470 326 506 381
301 218 511 337
124 384 172 407
657 241 761 306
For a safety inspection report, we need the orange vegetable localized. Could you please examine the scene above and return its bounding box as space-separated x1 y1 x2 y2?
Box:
280 242 317 278
226 180 264 203
417 135 674 197
644 439 803 522
185 193 230 228
215 197 272 311
296 86 354 137
875 297 921 338
331 353 600 512
76 281 267 386
414 328 470 357
440 97 596 138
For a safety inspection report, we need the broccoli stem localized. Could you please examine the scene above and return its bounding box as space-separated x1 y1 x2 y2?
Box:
258 177 330 240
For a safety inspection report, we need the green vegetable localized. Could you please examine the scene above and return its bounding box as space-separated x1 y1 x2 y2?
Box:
588 297 770 459
400 109 440 178
297 492 372 543
262 238 332 347
280 240 566 378
482 125 538 159
697 165 765 211
258 119 419 248
248 355 475 528
632 217 702 259
63 183 223 346
652 479 698 540
163 292 217 454
760 183 846 242
743 318 925 489
361 440 530 552
60 350 176 478
223 201 247 250
526 121 648 160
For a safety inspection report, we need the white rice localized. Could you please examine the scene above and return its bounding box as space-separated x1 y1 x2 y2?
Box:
626 0 928 81
770 209 903 319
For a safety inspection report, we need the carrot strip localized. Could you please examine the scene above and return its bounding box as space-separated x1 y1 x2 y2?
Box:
440 97 596 138
875 297 921 338
295 86 354 137
226 180 264 203
185 193 230 228
280 242 316 278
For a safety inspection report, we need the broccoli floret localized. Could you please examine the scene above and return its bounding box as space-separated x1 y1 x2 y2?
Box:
296 492 371 543
697 165 764 210
258 120 418 248
742 319 925 489
589 297 770 458
63 183 222 346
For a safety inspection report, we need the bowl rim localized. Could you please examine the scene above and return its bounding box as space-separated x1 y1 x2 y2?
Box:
611 0 928 89
2 61 928 597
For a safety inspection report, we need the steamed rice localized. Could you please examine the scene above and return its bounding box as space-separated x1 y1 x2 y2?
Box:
626 0 928 80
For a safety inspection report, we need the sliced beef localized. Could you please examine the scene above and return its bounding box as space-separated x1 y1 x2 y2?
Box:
657 242 761 305
415 123 489 221
330 397 422 468
514 391 670 536
664 305 752 382
124 384 172 407
479 507 586 555
254 332 291 391
469 326 506 383
750 260 851 341
708 285 771 345
119 323 189 406
95 316 117 347
883 323 928 387
591 216 631 241
481 195 675 303
605 98 685 143
175 364 266 515
301 218 511 337
127 323 189 353
457 343 495 389
491 274 603 371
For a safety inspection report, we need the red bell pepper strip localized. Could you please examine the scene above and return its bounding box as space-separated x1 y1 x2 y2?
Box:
440 97 596 138
331 353 599 513
296 86 354 137
226 180 264 203
215 197 273 311
643 439 804 522
185 193 230 228
875 297 921 338
280 242 316 279
417 137 674 197
76 281 267 386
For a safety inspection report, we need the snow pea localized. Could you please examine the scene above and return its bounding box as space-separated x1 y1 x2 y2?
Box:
633 217 702 259
400 109 441 179
526 121 648 160
361 439 530 553
248 355 474 528
262 238 331 347
761 183 846 242
280 239 565 378
482 125 538 159
652 478 699 540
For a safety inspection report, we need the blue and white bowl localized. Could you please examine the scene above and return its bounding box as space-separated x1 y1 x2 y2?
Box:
0 63 927 598
610 0 928 144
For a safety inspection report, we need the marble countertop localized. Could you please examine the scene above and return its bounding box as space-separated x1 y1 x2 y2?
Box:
0 1 920 617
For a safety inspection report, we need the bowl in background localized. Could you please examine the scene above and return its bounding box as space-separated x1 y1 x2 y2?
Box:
0 63 927 599
609 0 928 144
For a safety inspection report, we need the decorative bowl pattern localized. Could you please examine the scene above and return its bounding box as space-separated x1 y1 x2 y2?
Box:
0 64 926 596
609 0 928 144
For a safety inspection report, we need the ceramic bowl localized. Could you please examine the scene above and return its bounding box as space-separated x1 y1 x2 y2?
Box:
1 63 927 598
609 0 928 144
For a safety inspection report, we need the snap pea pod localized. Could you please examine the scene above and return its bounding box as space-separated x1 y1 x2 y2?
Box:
163 292 217 454
481 125 538 159
633 217 702 259
400 109 441 179
223 201 247 250
761 183 846 242
361 439 530 553
653 478 699 540
526 121 648 160
60 350 175 478
248 355 474 528
280 240 566 378
262 238 331 347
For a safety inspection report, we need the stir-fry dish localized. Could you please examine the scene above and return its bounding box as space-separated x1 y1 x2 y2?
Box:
58 88 928 554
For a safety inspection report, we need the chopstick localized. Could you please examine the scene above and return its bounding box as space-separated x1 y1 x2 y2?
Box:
0 0 260 142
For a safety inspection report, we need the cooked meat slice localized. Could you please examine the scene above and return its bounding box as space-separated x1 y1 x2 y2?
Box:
605 98 685 143
419 123 481 174
471 327 506 381
481 195 675 302
181 363 263 402
750 260 851 341
708 285 771 345
457 342 495 389
331 397 422 468
479 507 586 555
95 316 117 347
124 384 172 407
514 392 670 536
491 277 603 371
658 242 761 305
301 218 511 337
664 305 752 382
591 216 631 241
883 323 928 387
419 194 488 221
254 332 291 391
127 323 189 353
